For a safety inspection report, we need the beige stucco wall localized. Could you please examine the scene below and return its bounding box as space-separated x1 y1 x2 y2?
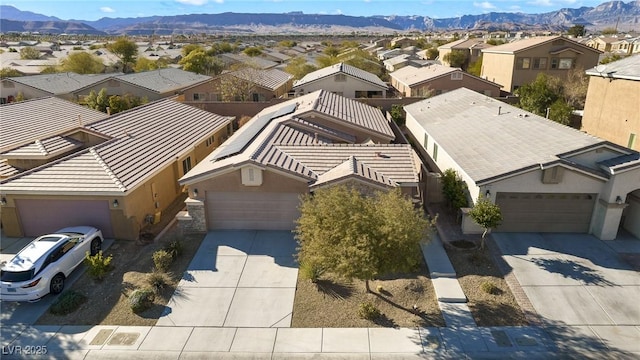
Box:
191 168 309 195
395 74 501 98
0 81 52 101
481 52 515 92
73 79 160 102
582 76 640 151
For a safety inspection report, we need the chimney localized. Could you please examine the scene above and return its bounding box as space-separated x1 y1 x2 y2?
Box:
314 132 318 144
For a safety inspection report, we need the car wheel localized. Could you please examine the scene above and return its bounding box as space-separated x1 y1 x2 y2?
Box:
50 274 65 294
90 238 102 256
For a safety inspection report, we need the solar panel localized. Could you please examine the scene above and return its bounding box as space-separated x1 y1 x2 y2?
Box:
272 103 297 120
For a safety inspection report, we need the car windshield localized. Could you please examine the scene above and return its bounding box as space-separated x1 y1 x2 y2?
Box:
38 236 63 242
1 269 35 282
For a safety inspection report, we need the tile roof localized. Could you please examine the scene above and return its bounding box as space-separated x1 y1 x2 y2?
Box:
0 97 108 153
438 38 490 50
1 136 83 159
293 62 388 89
585 54 640 81
4 72 115 95
481 36 599 55
313 155 396 188
114 68 211 94
218 53 279 69
227 68 293 91
390 64 458 87
404 87 604 184
180 90 412 186
1 99 234 194
0 160 19 178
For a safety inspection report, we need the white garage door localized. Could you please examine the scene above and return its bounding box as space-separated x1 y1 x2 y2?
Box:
16 199 113 238
206 191 302 230
496 192 596 233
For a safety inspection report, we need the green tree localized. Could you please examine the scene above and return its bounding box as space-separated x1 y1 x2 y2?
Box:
179 50 224 76
296 185 431 292
601 27 618 35
442 50 468 68
20 46 41 60
108 93 146 114
486 39 507 45
467 55 483 77
548 99 573 126
278 40 297 48
40 66 59 74
284 56 317 80
134 57 168 72
0 68 23 78
567 24 586 37
390 104 405 126
600 54 622 64
181 44 202 57
60 52 104 74
107 37 138 73
468 195 503 249
426 48 439 60
515 73 560 117
441 169 468 211
243 47 262 57
216 65 263 101
324 46 340 57
85 88 110 112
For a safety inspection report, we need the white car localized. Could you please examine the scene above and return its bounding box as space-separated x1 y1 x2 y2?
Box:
0 226 103 302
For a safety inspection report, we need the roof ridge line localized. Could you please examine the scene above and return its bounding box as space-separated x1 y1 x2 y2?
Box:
34 139 49 156
89 147 127 191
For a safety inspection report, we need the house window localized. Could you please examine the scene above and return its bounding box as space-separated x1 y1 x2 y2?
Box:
451 72 463 80
532 57 547 69
182 157 192 175
205 135 215 147
193 93 205 101
433 143 439 161
335 74 347 82
423 133 428 148
629 133 637 149
516 57 531 69
551 58 573 69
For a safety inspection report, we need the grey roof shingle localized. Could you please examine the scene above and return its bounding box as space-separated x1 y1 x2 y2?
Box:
218 53 279 70
404 88 604 184
114 68 211 94
585 53 640 81
1 99 234 194
0 97 108 153
227 68 293 91
293 63 387 89
4 72 115 95
2 136 83 158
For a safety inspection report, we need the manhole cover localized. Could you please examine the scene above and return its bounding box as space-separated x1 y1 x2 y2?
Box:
89 329 113 345
491 330 513 347
107 332 140 346
515 336 538 346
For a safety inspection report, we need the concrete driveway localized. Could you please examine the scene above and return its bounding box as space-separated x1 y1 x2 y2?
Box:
156 230 298 328
493 233 640 352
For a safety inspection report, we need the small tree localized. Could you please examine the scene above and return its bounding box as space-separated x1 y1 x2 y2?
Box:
296 185 431 292
243 47 262 57
468 195 503 249
441 169 468 212
0 68 22 78
20 46 41 60
443 50 467 68
390 104 405 126
60 52 104 74
107 37 138 73
284 56 317 80
179 50 224 76
467 55 483 77
426 48 439 60
567 24 586 37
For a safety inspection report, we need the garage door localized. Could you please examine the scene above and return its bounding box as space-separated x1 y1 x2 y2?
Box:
206 191 301 230
16 199 113 238
495 192 596 233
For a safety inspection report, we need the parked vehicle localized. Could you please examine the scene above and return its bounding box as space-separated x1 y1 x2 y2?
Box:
0 226 102 302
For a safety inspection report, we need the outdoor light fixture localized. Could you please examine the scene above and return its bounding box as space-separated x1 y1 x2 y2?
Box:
193 188 199 197
485 190 491 197
0 197 6 206
113 199 119 208
616 196 623 205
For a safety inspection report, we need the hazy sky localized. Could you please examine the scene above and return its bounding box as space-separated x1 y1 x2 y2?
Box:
7 0 605 21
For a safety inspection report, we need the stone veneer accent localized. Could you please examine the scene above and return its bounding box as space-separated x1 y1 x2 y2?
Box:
176 198 207 235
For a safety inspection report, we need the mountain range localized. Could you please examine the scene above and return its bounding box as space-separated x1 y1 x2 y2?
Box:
1 1 639 35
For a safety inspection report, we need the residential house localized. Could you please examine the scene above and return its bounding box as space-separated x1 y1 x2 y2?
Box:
610 37 640 56
582 54 640 152
404 87 640 240
72 68 212 102
390 65 502 97
0 98 234 240
585 36 619 52
184 68 293 102
217 53 279 70
261 51 291 64
391 37 417 49
481 36 601 92
178 90 420 231
292 63 388 98
438 38 492 70
0 97 109 178
1 73 115 102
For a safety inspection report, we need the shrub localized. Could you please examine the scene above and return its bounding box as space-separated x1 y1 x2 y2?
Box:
129 288 155 313
441 169 468 211
299 260 324 283
152 249 173 272
390 104 405 126
49 290 87 315
147 270 172 293
84 251 113 281
481 281 499 295
164 240 184 260
358 302 381 320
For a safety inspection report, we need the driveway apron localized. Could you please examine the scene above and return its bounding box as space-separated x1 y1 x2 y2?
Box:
156 230 298 327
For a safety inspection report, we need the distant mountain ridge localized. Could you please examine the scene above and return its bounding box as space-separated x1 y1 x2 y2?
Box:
1 1 639 35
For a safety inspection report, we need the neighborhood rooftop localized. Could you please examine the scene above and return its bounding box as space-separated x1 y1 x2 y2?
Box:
228 68 293 91
404 87 604 183
3 72 115 95
0 96 108 153
294 62 388 89
0 99 233 194
586 53 640 80
481 35 595 54
391 64 459 86
111 68 211 94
